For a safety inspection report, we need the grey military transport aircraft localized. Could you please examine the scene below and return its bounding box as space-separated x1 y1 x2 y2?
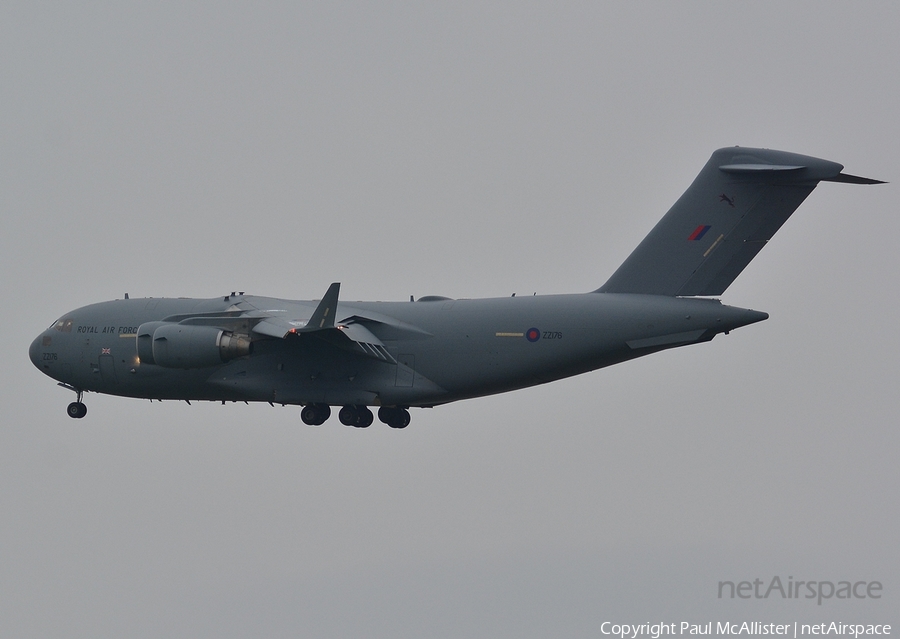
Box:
30 147 882 428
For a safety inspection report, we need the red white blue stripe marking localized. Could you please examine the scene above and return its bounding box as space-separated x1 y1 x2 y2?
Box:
688 225 711 241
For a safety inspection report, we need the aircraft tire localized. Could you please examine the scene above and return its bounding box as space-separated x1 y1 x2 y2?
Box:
393 408 411 429
378 407 410 429
355 407 374 428
67 402 87 419
300 406 318 425
338 406 357 426
301 404 331 426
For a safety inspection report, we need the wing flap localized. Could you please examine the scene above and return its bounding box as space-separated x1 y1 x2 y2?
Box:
332 323 397 363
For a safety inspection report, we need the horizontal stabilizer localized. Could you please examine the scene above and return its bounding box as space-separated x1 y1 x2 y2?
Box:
597 147 883 297
824 172 886 185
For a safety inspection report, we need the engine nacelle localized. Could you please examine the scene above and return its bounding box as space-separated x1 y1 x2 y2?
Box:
136 321 168 365
136 322 251 368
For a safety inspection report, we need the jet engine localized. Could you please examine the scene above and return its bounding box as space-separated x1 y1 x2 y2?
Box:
136 322 251 368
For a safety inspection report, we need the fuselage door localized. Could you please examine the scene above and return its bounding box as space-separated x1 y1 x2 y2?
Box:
99 352 117 385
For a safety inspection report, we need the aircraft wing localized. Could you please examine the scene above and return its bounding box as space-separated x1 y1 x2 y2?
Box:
253 314 396 362
249 284 398 363
597 147 884 297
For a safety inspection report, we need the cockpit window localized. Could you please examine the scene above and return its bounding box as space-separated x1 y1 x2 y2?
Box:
53 318 74 333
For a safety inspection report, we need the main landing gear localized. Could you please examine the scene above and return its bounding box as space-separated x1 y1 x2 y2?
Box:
300 404 411 428
300 403 331 426
339 405 374 428
378 406 411 429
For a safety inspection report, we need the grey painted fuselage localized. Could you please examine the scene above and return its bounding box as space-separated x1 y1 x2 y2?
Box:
29 292 766 407
29 147 882 424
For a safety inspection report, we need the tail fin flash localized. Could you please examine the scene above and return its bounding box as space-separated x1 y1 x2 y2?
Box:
597 147 884 296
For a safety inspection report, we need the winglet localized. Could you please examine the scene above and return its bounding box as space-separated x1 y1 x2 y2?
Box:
306 282 341 330
251 283 342 338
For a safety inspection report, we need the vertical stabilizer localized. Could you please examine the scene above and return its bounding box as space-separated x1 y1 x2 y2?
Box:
596 147 882 296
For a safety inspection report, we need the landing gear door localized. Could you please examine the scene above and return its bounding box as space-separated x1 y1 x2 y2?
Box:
394 354 415 387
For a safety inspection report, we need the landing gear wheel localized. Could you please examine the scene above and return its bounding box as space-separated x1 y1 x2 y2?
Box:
393 408 410 429
339 405 374 428
67 402 87 419
301 403 331 426
339 406 357 426
377 407 393 425
355 407 373 428
378 406 410 429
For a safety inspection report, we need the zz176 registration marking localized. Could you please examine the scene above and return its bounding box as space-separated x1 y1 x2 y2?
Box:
43 352 58 361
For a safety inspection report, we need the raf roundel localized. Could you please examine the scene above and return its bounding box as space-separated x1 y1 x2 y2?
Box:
525 327 541 342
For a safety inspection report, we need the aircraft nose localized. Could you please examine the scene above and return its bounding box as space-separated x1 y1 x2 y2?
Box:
29 333 45 370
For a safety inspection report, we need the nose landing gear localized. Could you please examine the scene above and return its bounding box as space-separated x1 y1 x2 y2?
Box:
59 384 87 419
67 401 87 419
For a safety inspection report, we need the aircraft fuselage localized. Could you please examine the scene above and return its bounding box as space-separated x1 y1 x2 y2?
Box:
30 292 766 410
29 147 880 426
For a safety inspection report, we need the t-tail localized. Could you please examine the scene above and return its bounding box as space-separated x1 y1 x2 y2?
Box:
596 147 884 297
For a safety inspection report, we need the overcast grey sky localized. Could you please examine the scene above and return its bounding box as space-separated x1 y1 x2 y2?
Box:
2 2 898 637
